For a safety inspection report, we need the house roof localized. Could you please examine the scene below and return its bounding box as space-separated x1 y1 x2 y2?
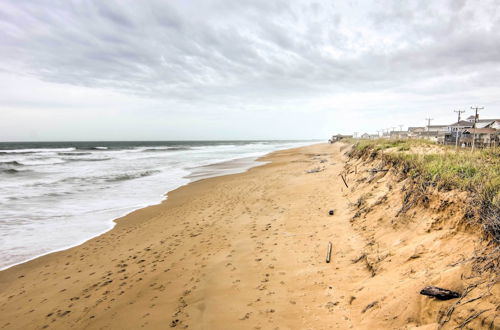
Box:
427 125 448 128
465 116 500 122
463 128 498 134
476 119 500 123
449 120 473 126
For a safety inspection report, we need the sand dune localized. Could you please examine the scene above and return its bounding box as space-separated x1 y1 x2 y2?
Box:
0 143 497 329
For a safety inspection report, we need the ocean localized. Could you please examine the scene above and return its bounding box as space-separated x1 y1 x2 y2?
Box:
0 140 314 270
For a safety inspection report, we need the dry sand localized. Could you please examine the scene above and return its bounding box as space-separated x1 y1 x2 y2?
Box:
0 143 497 329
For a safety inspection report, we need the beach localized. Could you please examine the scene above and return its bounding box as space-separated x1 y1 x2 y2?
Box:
0 143 496 329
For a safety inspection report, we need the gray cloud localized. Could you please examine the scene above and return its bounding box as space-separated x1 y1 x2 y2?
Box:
0 0 499 140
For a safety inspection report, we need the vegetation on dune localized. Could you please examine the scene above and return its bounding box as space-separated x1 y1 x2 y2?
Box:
348 139 500 243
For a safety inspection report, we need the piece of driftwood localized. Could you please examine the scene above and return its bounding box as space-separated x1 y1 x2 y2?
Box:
326 242 332 263
340 174 349 188
368 168 389 173
420 286 460 300
361 301 378 313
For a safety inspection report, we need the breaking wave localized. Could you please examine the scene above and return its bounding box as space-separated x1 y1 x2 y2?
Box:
105 170 161 182
65 157 112 162
140 147 191 152
0 161 23 167
58 152 92 156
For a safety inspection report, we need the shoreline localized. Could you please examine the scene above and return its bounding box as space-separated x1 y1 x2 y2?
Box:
0 148 291 272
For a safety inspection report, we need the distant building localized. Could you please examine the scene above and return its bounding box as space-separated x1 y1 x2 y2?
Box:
465 115 500 129
466 115 477 122
461 128 500 148
408 127 425 133
419 131 447 144
476 119 500 129
329 134 353 143
362 113 499 148
448 120 473 132
426 125 448 133
487 120 500 129
389 131 408 139
407 127 425 139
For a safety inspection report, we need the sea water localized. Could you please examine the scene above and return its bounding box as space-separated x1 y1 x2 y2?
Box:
0 140 314 270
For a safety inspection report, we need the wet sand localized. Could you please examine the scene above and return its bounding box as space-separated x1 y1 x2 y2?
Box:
0 143 494 329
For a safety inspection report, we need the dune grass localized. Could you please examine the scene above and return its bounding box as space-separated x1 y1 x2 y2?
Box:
349 139 500 242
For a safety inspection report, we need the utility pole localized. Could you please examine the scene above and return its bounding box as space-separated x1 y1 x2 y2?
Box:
454 110 465 149
470 106 483 152
425 118 434 131
376 130 381 138
399 124 403 131
353 132 358 139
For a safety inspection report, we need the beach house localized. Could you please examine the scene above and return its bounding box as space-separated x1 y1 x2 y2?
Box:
389 130 408 139
465 115 500 128
461 128 500 147
329 134 353 143
419 124 448 143
407 127 425 138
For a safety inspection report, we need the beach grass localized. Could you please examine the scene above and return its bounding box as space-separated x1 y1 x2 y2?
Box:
349 139 500 242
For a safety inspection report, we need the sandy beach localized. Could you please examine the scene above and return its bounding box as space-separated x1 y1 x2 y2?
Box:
0 143 497 330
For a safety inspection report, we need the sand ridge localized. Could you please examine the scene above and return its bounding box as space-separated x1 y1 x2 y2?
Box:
0 143 497 329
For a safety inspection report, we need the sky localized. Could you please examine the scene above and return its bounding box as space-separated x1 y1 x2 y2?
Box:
1 0 499 141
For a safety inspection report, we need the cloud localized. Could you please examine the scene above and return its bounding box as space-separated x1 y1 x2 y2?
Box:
0 0 499 140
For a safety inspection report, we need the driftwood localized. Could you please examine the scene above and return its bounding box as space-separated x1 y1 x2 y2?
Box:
361 301 378 313
368 168 389 173
420 286 461 300
340 174 349 188
326 242 332 263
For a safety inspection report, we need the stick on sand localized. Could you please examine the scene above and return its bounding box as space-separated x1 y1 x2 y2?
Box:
326 241 332 263
340 174 349 188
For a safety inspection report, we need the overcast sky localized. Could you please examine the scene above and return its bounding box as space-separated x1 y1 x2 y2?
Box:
1 0 499 141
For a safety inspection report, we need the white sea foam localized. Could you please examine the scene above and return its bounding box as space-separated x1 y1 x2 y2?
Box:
18 158 66 166
0 147 76 154
0 141 314 270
